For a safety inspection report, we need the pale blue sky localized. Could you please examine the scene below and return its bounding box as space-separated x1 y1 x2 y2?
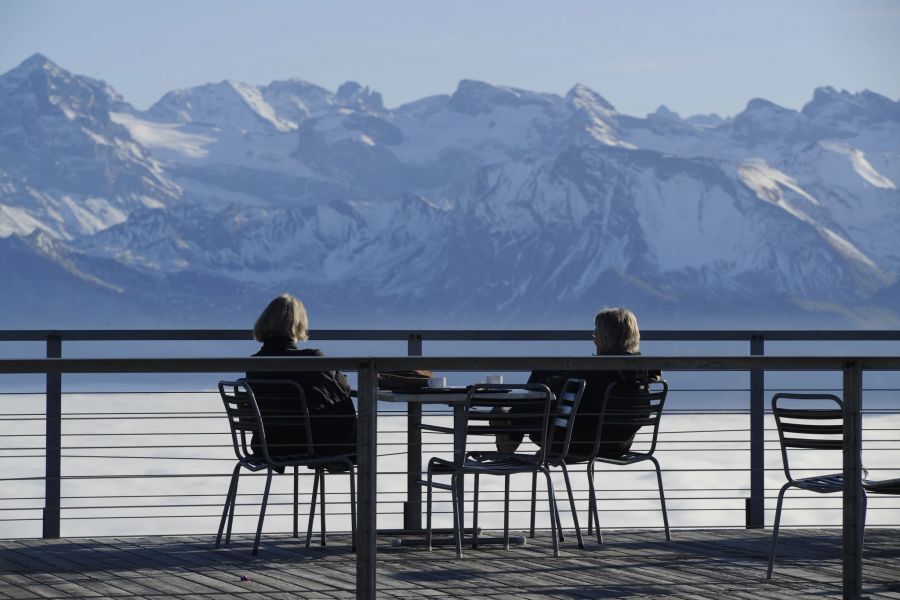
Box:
1 0 898 117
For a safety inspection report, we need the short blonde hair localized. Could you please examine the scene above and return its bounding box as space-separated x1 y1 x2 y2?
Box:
594 307 640 354
253 294 309 342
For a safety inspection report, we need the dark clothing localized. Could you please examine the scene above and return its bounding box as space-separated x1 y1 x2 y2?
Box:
514 352 659 462
246 337 357 462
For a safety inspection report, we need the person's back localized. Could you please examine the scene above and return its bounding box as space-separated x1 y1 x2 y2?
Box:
529 360 656 462
247 295 357 462
501 307 658 462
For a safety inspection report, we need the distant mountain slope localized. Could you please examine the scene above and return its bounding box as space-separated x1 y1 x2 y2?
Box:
1 53 898 328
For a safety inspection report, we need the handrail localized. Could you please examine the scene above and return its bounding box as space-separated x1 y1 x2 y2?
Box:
1 328 900 342
2 355 900 373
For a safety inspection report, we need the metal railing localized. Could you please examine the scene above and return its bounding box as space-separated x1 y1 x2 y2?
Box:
1 329 899 599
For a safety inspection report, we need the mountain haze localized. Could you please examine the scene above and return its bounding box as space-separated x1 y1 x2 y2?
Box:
1 54 898 328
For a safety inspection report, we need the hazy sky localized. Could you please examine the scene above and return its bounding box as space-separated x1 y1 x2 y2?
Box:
1 0 898 117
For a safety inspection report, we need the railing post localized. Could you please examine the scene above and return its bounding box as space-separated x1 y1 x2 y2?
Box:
842 360 863 600
404 334 423 531
747 334 765 529
357 359 378 599
43 333 62 539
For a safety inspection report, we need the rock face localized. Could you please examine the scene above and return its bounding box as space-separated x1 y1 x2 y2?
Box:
1 54 898 328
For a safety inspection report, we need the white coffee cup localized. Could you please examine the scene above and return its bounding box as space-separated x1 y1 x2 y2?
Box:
485 375 503 385
428 377 447 388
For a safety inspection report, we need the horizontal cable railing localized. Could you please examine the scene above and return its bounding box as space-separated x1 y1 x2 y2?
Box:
1 330 899 599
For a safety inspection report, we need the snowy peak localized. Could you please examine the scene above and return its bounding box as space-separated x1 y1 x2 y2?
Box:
0 53 124 119
802 86 900 123
649 105 681 121
449 79 558 115
148 80 295 132
729 98 805 143
565 83 616 114
564 83 628 147
262 78 332 122
1 52 64 84
335 81 384 112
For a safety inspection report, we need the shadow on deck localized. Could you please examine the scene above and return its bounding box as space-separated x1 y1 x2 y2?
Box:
1 529 898 599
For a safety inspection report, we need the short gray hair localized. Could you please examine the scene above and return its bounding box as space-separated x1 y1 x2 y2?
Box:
253 294 309 342
594 307 640 353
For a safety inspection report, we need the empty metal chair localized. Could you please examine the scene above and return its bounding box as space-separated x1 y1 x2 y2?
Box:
586 379 669 544
217 379 356 555
767 393 863 579
419 383 564 558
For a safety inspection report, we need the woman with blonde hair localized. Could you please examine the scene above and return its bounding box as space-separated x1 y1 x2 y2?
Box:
246 294 357 465
499 307 659 460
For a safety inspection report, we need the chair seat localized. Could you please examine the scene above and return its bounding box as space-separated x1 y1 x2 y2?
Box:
430 453 544 475
863 477 900 495
593 451 651 466
790 473 844 493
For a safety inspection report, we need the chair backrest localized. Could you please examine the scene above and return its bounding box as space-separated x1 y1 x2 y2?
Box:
546 378 587 462
218 379 313 464
590 379 668 458
219 380 268 463
455 383 554 466
772 393 843 483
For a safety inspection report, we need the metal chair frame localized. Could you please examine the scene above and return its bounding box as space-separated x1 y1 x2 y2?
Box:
586 379 670 544
767 392 865 579
216 379 356 555
525 378 587 548
419 383 564 558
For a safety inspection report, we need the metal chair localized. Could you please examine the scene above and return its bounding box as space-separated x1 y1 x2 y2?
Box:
525 378 587 547
767 393 864 579
419 383 564 558
216 379 356 555
586 379 669 544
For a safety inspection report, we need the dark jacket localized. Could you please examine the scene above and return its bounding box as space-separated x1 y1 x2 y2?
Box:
524 351 660 461
246 337 357 461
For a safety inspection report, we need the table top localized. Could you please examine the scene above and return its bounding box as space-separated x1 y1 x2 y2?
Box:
377 388 547 404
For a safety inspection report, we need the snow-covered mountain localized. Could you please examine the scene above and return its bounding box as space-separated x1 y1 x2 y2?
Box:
1 53 898 328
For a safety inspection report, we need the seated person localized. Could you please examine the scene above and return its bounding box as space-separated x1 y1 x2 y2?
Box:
245 293 357 464
498 307 660 461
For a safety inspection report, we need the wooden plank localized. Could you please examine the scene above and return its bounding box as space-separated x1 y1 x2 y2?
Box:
0 529 897 599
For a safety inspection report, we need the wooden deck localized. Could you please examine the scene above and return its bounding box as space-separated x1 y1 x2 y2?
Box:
0 529 898 599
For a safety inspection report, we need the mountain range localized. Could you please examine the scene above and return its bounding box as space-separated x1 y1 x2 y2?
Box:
1 53 898 329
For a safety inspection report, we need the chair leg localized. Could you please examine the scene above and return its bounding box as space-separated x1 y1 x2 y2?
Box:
252 468 274 556
349 464 357 552
319 468 327 547
305 468 320 548
451 472 464 559
561 463 584 549
554 490 565 543
650 456 671 541
472 473 480 549
293 466 299 538
426 469 434 551
529 470 538 538
767 482 791 579
503 474 511 550
587 460 602 544
542 468 560 558
586 469 594 535
226 468 241 544
216 463 241 548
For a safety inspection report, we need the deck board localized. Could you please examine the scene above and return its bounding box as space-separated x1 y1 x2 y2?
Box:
0 529 897 599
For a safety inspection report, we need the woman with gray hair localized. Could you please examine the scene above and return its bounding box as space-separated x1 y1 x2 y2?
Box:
499 307 659 460
245 294 357 465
